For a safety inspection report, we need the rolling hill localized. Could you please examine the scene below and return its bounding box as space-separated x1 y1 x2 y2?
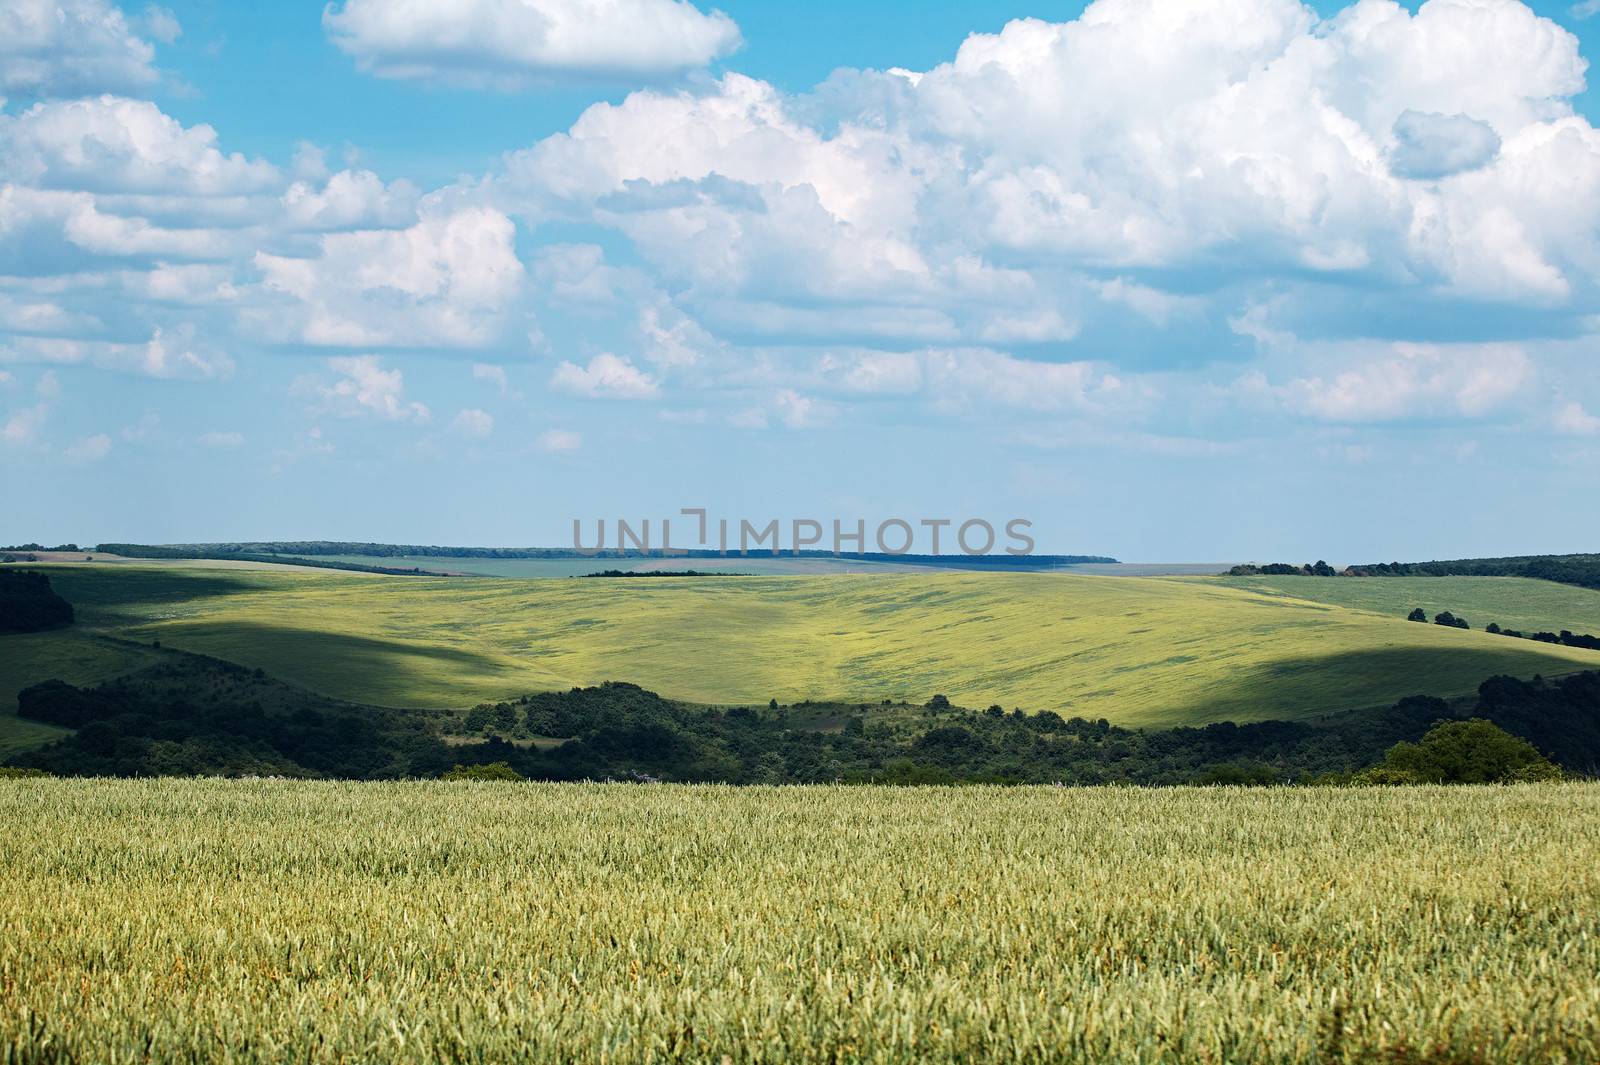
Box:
14 564 1600 728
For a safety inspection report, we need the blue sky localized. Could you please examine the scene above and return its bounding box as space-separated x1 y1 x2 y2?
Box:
2 0 1599 560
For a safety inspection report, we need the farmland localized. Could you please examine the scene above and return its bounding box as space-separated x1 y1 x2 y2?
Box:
1 778 1596 1063
20 564 1600 727
1216 574 1600 638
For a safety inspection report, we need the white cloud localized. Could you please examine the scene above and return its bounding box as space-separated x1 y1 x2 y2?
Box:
139 5 181 45
64 432 111 462
0 0 161 97
1570 0 1600 20
450 407 494 439
0 327 232 379
0 97 279 196
1 403 48 446
303 355 430 422
255 206 522 347
922 348 1131 415
551 352 658 398
198 430 243 447
538 428 581 453
472 362 509 392
1237 342 1533 422
282 169 418 230
1554 400 1600 436
324 0 741 88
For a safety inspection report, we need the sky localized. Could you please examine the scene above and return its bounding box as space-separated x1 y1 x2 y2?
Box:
1 0 1599 561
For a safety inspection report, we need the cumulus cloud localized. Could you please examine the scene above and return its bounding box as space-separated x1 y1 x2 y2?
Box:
551 352 658 398
324 0 741 89
450 407 494 439
1236 342 1533 422
254 206 522 347
472 362 509 392
302 355 430 421
0 0 162 97
64 432 111 462
1554 400 1600 435
538 427 581 452
0 96 279 195
1 403 49 446
0 327 232 378
492 0 1598 341
282 169 418 231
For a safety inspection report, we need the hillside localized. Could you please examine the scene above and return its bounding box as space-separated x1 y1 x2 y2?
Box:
1216 574 1600 637
25 564 1600 727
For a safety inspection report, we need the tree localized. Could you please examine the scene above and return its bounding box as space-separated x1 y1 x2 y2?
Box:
1485 622 1501 634
1433 611 1469 629
1364 719 1561 784
927 694 951 711
1407 608 1428 622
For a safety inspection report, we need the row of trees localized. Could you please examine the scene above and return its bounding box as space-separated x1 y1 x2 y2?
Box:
12 649 1595 785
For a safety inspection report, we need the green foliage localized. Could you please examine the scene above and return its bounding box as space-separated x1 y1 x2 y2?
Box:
1363 719 1562 784
1433 610 1470 629
1407 607 1427 622
442 761 523 781
0 766 47 778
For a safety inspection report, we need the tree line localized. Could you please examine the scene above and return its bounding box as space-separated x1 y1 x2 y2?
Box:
8 649 1593 785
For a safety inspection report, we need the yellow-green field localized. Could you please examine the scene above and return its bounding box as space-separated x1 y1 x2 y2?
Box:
21 564 1600 726
1 778 1596 1063
1217 574 1600 637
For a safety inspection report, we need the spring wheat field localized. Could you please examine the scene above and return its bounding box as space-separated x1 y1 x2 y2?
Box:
14 564 1600 726
1 778 1597 1063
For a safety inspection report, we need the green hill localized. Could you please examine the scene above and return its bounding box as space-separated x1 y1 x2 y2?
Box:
15 564 1599 727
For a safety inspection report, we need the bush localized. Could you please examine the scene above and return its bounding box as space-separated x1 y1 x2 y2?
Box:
442 761 524 782
1433 611 1469 630
1407 608 1428 622
1364 719 1561 784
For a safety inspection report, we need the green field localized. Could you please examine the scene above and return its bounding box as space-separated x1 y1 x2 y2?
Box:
21 564 1600 726
2 778 1596 1063
1218 574 1600 637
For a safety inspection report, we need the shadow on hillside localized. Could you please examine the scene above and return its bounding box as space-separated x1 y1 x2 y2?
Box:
140 621 518 708
45 568 260 618
1147 643 1599 728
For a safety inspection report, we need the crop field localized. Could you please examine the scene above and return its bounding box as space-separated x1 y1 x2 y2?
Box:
26 564 1600 726
0 778 1595 1063
1217 574 1600 638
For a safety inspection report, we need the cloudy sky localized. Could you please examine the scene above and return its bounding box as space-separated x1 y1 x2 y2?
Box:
2 0 1598 560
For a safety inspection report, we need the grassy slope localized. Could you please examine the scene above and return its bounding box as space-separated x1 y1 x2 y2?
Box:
0 631 156 754
26 564 1600 727
1216 574 1600 636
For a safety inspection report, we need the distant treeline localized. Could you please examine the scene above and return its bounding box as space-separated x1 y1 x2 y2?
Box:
95 541 1117 569
1349 554 1600 590
9 648 1596 784
93 545 448 576
1230 554 1600 591
0 571 73 634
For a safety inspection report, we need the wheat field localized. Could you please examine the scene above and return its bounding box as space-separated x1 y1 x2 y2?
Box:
29 564 1600 726
1 778 1596 1063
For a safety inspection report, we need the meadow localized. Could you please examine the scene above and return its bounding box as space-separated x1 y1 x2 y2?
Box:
0 778 1595 1063
1217 573 1600 638
14 564 1598 727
